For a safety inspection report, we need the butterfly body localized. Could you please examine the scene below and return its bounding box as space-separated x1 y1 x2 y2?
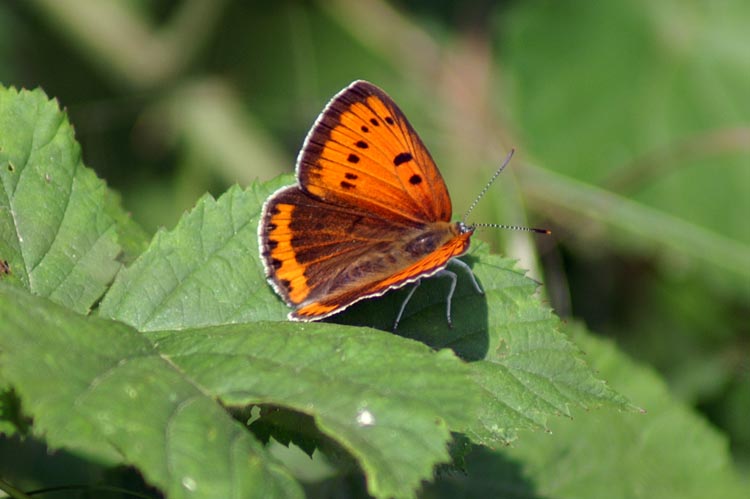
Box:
259 80 477 323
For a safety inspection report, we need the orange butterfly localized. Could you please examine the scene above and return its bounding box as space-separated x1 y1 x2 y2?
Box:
258 80 544 329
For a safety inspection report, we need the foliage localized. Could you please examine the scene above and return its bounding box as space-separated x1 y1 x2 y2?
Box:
1 0 748 498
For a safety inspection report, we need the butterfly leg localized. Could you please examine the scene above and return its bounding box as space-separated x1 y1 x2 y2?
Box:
450 258 483 294
393 280 422 331
434 269 458 328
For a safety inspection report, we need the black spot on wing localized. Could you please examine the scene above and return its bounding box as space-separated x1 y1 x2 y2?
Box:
393 152 413 166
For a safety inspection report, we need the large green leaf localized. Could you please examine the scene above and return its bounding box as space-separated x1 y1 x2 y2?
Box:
1 282 482 499
99 174 631 453
0 86 122 312
99 178 291 329
337 250 633 445
0 282 302 499
147 322 481 499
425 322 748 499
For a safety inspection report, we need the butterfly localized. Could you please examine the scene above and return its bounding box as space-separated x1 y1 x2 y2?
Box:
258 80 544 329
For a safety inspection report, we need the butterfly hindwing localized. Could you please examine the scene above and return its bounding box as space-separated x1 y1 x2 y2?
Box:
260 185 471 320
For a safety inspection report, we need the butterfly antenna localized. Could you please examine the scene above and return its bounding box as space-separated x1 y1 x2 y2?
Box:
462 149 515 223
473 223 550 235
462 148 551 235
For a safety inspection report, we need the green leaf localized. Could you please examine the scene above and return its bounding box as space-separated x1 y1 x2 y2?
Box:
337 250 634 445
0 282 302 499
99 173 630 451
98 166 486 498
1 281 482 499
469 254 634 444
147 322 482 499
426 322 748 499
0 86 121 313
99 177 292 329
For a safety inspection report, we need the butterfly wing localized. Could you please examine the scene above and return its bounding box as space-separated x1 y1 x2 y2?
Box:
297 80 452 225
259 186 471 320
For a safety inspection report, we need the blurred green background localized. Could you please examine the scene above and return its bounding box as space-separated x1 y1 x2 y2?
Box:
2 0 748 489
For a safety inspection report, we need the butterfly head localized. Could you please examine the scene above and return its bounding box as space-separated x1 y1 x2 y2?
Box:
457 221 475 235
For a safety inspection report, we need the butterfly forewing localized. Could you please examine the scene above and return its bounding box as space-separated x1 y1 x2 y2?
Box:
298 81 452 224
